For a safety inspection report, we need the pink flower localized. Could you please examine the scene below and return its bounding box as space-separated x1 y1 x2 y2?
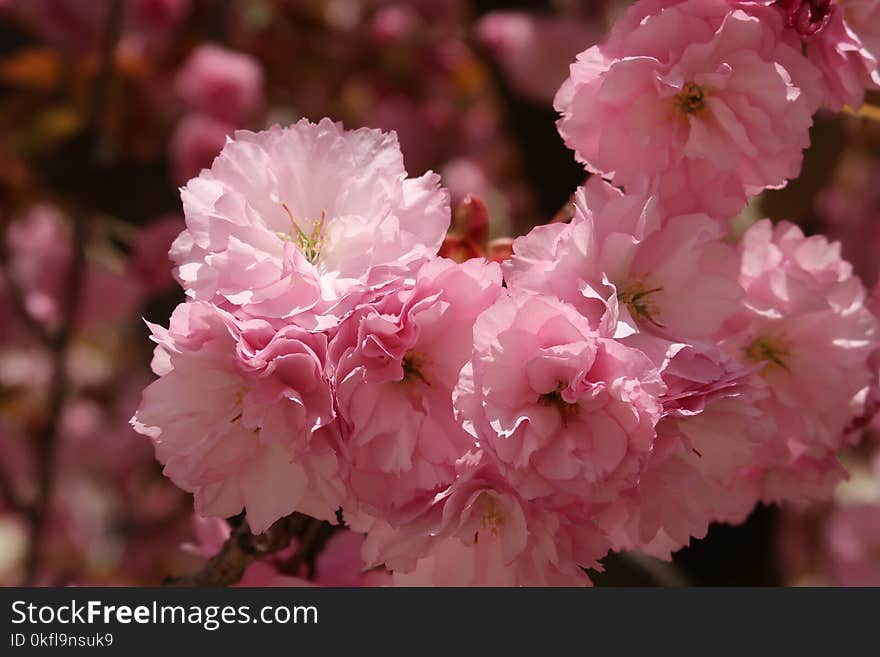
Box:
504 179 743 341
365 452 609 586
720 220 878 502
475 11 599 105
174 43 264 125
555 2 815 213
824 502 880 586
329 258 501 519
737 0 880 109
168 113 234 186
600 337 772 557
131 301 343 532
1 204 143 336
457 291 665 505
170 119 450 328
841 0 880 61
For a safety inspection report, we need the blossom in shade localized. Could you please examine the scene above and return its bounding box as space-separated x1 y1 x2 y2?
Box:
720 219 878 503
131 301 343 532
554 1 815 213
174 43 264 125
599 337 772 557
170 119 450 327
329 258 501 519
365 452 609 586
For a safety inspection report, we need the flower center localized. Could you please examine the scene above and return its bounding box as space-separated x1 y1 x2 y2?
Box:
744 335 791 372
480 497 503 537
776 0 834 37
674 82 707 115
278 203 327 264
401 351 430 386
538 383 579 425
617 281 665 328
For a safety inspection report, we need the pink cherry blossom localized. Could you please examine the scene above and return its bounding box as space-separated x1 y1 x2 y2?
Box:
174 43 264 125
329 258 501 519
127 214 186 296
170 118 450 328
504 179 743 341
823 502 880 586
736 0 880 109
456 291 665 506
555 1 815 213
594 334 771 558
720 219 878 503
366 452 609 586
131 301 343 532
168 113 234 186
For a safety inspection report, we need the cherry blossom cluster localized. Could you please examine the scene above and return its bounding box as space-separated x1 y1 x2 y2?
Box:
132 0 880 586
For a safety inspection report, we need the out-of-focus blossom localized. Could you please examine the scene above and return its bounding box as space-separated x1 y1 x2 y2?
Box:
127 214 186 296
174 44 264 125
168 113 233 186
475 11 598 105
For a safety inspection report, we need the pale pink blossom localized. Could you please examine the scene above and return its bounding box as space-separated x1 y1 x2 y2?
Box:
131 301 343 532
171 119 450 328
456 291 664 506
555 2 815 212
329 258 501 519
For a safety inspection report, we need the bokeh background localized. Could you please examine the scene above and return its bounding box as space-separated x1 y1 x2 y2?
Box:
0 0 878 586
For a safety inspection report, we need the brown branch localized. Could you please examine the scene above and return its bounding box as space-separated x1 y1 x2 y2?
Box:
164 514 305 587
